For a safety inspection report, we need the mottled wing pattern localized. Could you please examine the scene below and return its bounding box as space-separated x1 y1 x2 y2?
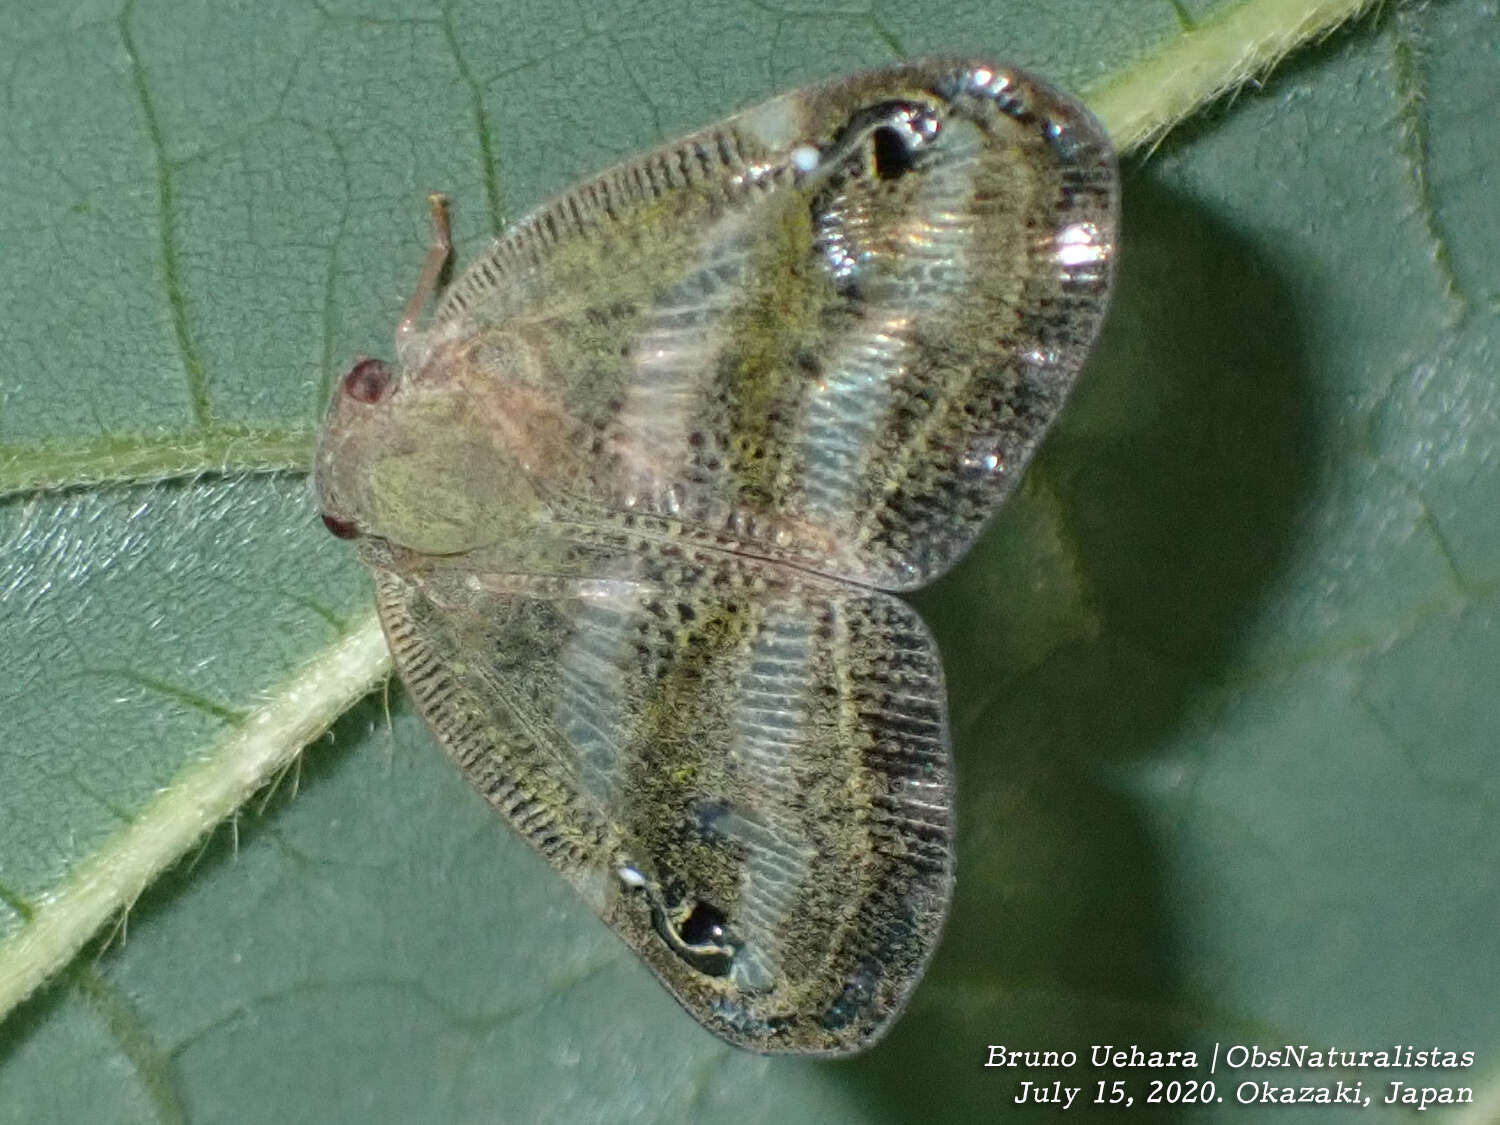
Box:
431 58 1116 588
327 57 1120 1055
372 546 952 1054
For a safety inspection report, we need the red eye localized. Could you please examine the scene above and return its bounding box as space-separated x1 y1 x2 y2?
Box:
341 357 394 404
321 514 361 539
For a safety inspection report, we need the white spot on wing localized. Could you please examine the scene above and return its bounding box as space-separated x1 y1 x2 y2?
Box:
790 144 820 173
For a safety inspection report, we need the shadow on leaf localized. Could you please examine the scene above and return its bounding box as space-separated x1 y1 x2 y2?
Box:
838 167 1322 1121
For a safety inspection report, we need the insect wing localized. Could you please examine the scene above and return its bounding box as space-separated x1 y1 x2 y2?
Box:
429 57 1116 589
371 554 951 1054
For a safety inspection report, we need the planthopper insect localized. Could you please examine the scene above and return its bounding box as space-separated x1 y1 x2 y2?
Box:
313 57 1116 1055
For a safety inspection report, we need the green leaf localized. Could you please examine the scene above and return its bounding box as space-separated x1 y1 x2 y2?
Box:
4 0 1497 1121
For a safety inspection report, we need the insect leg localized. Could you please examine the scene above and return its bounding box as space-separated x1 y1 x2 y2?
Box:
396 192 453 351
